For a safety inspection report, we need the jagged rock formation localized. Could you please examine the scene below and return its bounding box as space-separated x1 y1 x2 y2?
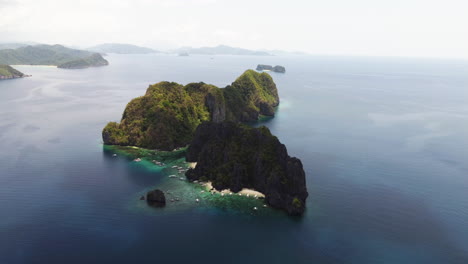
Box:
185 122 308 215
102 70 279 150
256 64 286 73
146 189 166 207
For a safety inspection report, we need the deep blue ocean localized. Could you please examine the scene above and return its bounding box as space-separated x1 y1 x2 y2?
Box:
0 54 467 264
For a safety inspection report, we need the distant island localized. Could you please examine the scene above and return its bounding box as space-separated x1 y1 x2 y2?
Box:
102 70 279 151
0 44 108 69
0 42 38 50
0 65 29 80
257 64 286 73
88 43 158 54
174 45 272 56
186 121 308 215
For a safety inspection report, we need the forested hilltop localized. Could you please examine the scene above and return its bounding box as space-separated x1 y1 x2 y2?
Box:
0 65 25 80
0 44 108 69
102 70 279 150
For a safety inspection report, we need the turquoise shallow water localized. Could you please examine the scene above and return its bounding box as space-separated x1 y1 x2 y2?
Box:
0 54 468 263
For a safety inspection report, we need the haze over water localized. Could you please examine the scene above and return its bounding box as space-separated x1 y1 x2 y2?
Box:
0 54 468 263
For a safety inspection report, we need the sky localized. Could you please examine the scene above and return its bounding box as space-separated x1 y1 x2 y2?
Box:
0 0 467 58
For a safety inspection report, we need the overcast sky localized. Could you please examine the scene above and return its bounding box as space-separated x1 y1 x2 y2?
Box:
1 0 467 58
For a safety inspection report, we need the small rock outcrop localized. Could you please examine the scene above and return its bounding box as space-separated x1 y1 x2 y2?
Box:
272 65 286 73
256 64 286 73
185 122 308 215
256 64 273 71
146 189 166 207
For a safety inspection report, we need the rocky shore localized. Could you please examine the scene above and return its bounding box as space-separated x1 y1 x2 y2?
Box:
185 121 308 215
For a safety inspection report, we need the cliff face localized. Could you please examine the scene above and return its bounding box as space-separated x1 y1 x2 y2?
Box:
103 70 279 150
185 122 308 215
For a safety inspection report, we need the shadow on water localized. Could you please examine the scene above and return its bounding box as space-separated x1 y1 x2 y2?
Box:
312 174 468 263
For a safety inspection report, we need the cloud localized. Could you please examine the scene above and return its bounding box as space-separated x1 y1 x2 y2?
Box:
0 0 467 58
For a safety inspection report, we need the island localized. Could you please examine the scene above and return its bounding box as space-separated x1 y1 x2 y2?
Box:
88 43 159 54
0 44 108 69
57 53 109 69
186 121 308 215
256 64 286 73
173 45 272 56
102 70 279 151
102 69 308 215
0 65 29 80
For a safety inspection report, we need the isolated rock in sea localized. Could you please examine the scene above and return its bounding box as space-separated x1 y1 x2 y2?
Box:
256 64 286 73
146 189 166 207
272 65 286 73
256 64 274 71
185 121 308 216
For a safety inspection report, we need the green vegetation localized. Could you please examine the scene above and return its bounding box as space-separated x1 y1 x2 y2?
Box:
188 122 285 190
224 69 279 121
103 81 214 150
58 53 109 69
0 44 108 68
102 70 279 150
292 197 302 209
0 65 24 79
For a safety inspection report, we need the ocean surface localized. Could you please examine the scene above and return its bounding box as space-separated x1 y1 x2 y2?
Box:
1 54 468 264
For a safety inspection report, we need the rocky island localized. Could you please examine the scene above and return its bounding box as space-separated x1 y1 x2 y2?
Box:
146 189 166 207
256 64 286 73
102 70 279 150
103 70 308 215
0 65 29 80
0 44 108 69
186 122 308 215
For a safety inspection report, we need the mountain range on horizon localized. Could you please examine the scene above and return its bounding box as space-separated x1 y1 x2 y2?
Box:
87 43 159 54
0 42 308 56
0 44 108 69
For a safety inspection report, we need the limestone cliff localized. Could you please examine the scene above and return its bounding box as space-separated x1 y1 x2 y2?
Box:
185 122 308 215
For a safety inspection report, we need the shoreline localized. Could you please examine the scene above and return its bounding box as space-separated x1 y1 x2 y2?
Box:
188 161 265 198
0 75 32 80
203 181 265 198
10 64 57 67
